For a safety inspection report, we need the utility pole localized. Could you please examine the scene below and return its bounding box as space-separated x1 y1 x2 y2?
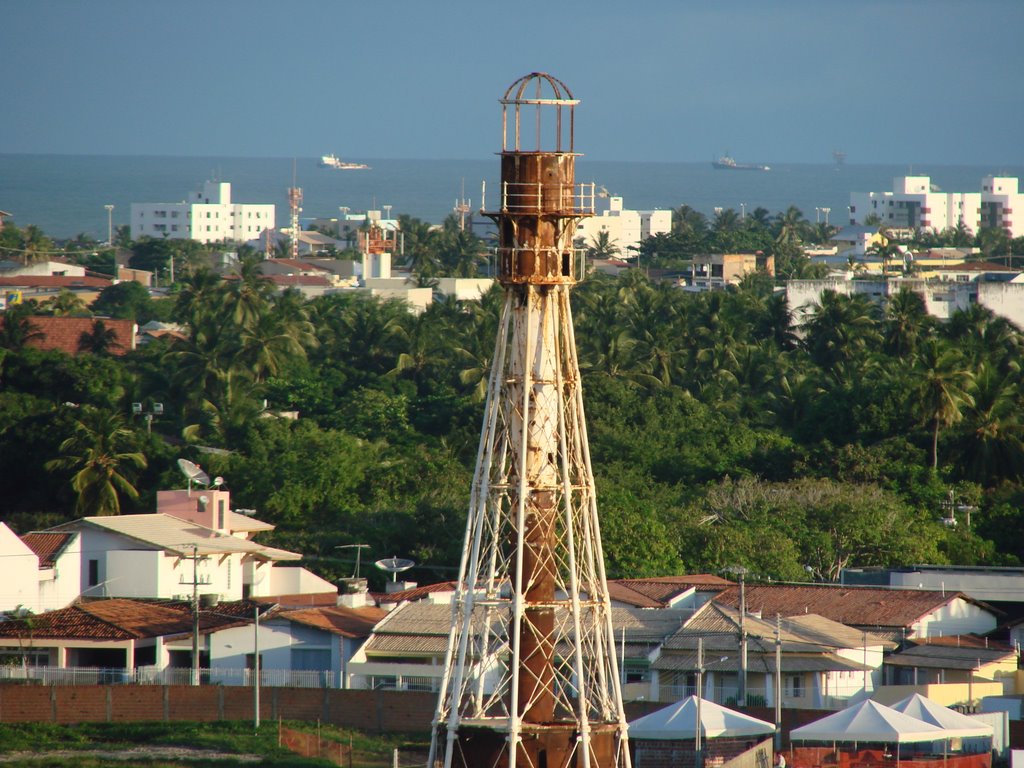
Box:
696 637 704 768
775 614 782 751
184 544 201 686
254 604 261 731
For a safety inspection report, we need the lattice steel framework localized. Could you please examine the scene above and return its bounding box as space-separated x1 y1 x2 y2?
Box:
428 73 630 768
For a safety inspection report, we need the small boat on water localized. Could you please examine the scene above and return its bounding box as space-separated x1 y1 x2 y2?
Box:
319 153 370 170
712 154 770 172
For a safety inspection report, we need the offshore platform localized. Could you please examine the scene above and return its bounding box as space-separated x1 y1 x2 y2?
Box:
428 73 631 768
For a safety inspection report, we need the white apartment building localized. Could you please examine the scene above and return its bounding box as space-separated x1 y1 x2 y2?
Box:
980 176 1023 236
574 196 672 259
131 181 275 244
849 175 1023 238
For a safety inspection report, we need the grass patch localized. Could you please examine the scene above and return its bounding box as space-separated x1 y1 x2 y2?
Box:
0 721 430 767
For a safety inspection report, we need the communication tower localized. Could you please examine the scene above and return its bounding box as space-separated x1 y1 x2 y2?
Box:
288 185 303 260
429 73 627 768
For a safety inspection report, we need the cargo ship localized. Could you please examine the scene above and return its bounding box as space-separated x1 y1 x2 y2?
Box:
712 154 770 171
319 153 370 170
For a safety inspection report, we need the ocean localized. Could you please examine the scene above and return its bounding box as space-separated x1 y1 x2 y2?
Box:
1 153 1021 240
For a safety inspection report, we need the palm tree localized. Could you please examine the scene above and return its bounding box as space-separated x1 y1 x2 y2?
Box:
951 363 1024 485
42 290 89 317
802 290 881 373
910 339 975 470
884 287 932 359
773 206 808 251
221 255 273 331
0 302 44 350
78 319 121 355
45 407 147 516
586 231 620 262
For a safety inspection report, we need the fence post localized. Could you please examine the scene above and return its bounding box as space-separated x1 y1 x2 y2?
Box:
50 685 57 722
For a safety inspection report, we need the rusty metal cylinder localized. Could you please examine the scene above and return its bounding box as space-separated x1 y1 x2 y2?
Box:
497 152 577 285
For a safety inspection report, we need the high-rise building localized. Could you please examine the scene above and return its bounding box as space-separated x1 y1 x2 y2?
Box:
131 181 275 244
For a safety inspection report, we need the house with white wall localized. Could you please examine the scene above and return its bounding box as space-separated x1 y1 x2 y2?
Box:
131 181 275 244
21 531 82 612
43 487 335 606
0 523 45 614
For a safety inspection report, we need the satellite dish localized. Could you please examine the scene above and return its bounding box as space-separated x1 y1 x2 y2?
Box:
177 458 211 492
374 556 415 582
212 476 225 488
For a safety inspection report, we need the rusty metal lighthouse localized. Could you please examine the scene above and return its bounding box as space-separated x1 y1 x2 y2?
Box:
429 73 631 768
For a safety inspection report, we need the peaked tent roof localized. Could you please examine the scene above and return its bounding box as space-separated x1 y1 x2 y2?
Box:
889 694 993 738
629 696 775 741
790 699 946 743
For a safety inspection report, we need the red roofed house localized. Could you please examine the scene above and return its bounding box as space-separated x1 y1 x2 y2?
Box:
712 583 999 643
206 602 388 688
2 315 138 356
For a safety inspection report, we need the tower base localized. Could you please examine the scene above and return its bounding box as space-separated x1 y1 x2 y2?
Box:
440 723 621 768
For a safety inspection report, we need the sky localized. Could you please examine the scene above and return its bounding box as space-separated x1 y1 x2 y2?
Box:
2 0 1022 165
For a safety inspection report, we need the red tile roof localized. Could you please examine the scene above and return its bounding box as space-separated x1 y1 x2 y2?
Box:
278 605 387 639
713 584 975 630
20 532 74 568
0 599 194 641
263 274 331 287
608 575 731 608
0 276 112 289
373 581 458 605
0 316 136 356
253 592 340 608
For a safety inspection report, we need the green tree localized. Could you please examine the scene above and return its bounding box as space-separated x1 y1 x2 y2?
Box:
78 319 121 355
91 280 153 321
45 407 147 516
911 340 975 470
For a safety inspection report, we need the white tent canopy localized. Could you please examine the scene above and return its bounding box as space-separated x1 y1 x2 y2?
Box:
790 700 947 744
629 696 776 741
889 694 994 739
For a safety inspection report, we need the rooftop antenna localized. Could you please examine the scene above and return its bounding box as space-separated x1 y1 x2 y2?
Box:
177 458 210 496
374 555 415 583
336 543 371 579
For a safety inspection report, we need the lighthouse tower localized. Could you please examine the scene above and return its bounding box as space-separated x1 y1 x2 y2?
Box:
428 73 631 768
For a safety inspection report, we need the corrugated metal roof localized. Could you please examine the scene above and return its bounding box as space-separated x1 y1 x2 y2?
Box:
363 601 685 657
884 643 1015 671
652 652 868 674
50 514 300 561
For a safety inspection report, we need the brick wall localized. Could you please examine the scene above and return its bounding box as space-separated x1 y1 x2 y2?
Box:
0 684 437 733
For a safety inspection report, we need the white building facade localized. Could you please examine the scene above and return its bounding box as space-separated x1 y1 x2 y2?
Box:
574 196 672 258
849 175 1023 238
131 181 275 244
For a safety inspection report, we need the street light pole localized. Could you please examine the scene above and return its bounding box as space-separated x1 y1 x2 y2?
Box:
191 545 200 686
105 205 116 279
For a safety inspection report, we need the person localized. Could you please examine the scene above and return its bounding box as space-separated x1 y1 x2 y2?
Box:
775 752 787 768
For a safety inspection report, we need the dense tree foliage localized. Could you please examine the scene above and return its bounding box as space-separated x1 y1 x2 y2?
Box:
1 214 1022 589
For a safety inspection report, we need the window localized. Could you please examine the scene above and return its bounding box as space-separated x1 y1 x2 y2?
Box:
291 648 331 671
218 499 225 529
785 674 804 698
88 559 99 587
